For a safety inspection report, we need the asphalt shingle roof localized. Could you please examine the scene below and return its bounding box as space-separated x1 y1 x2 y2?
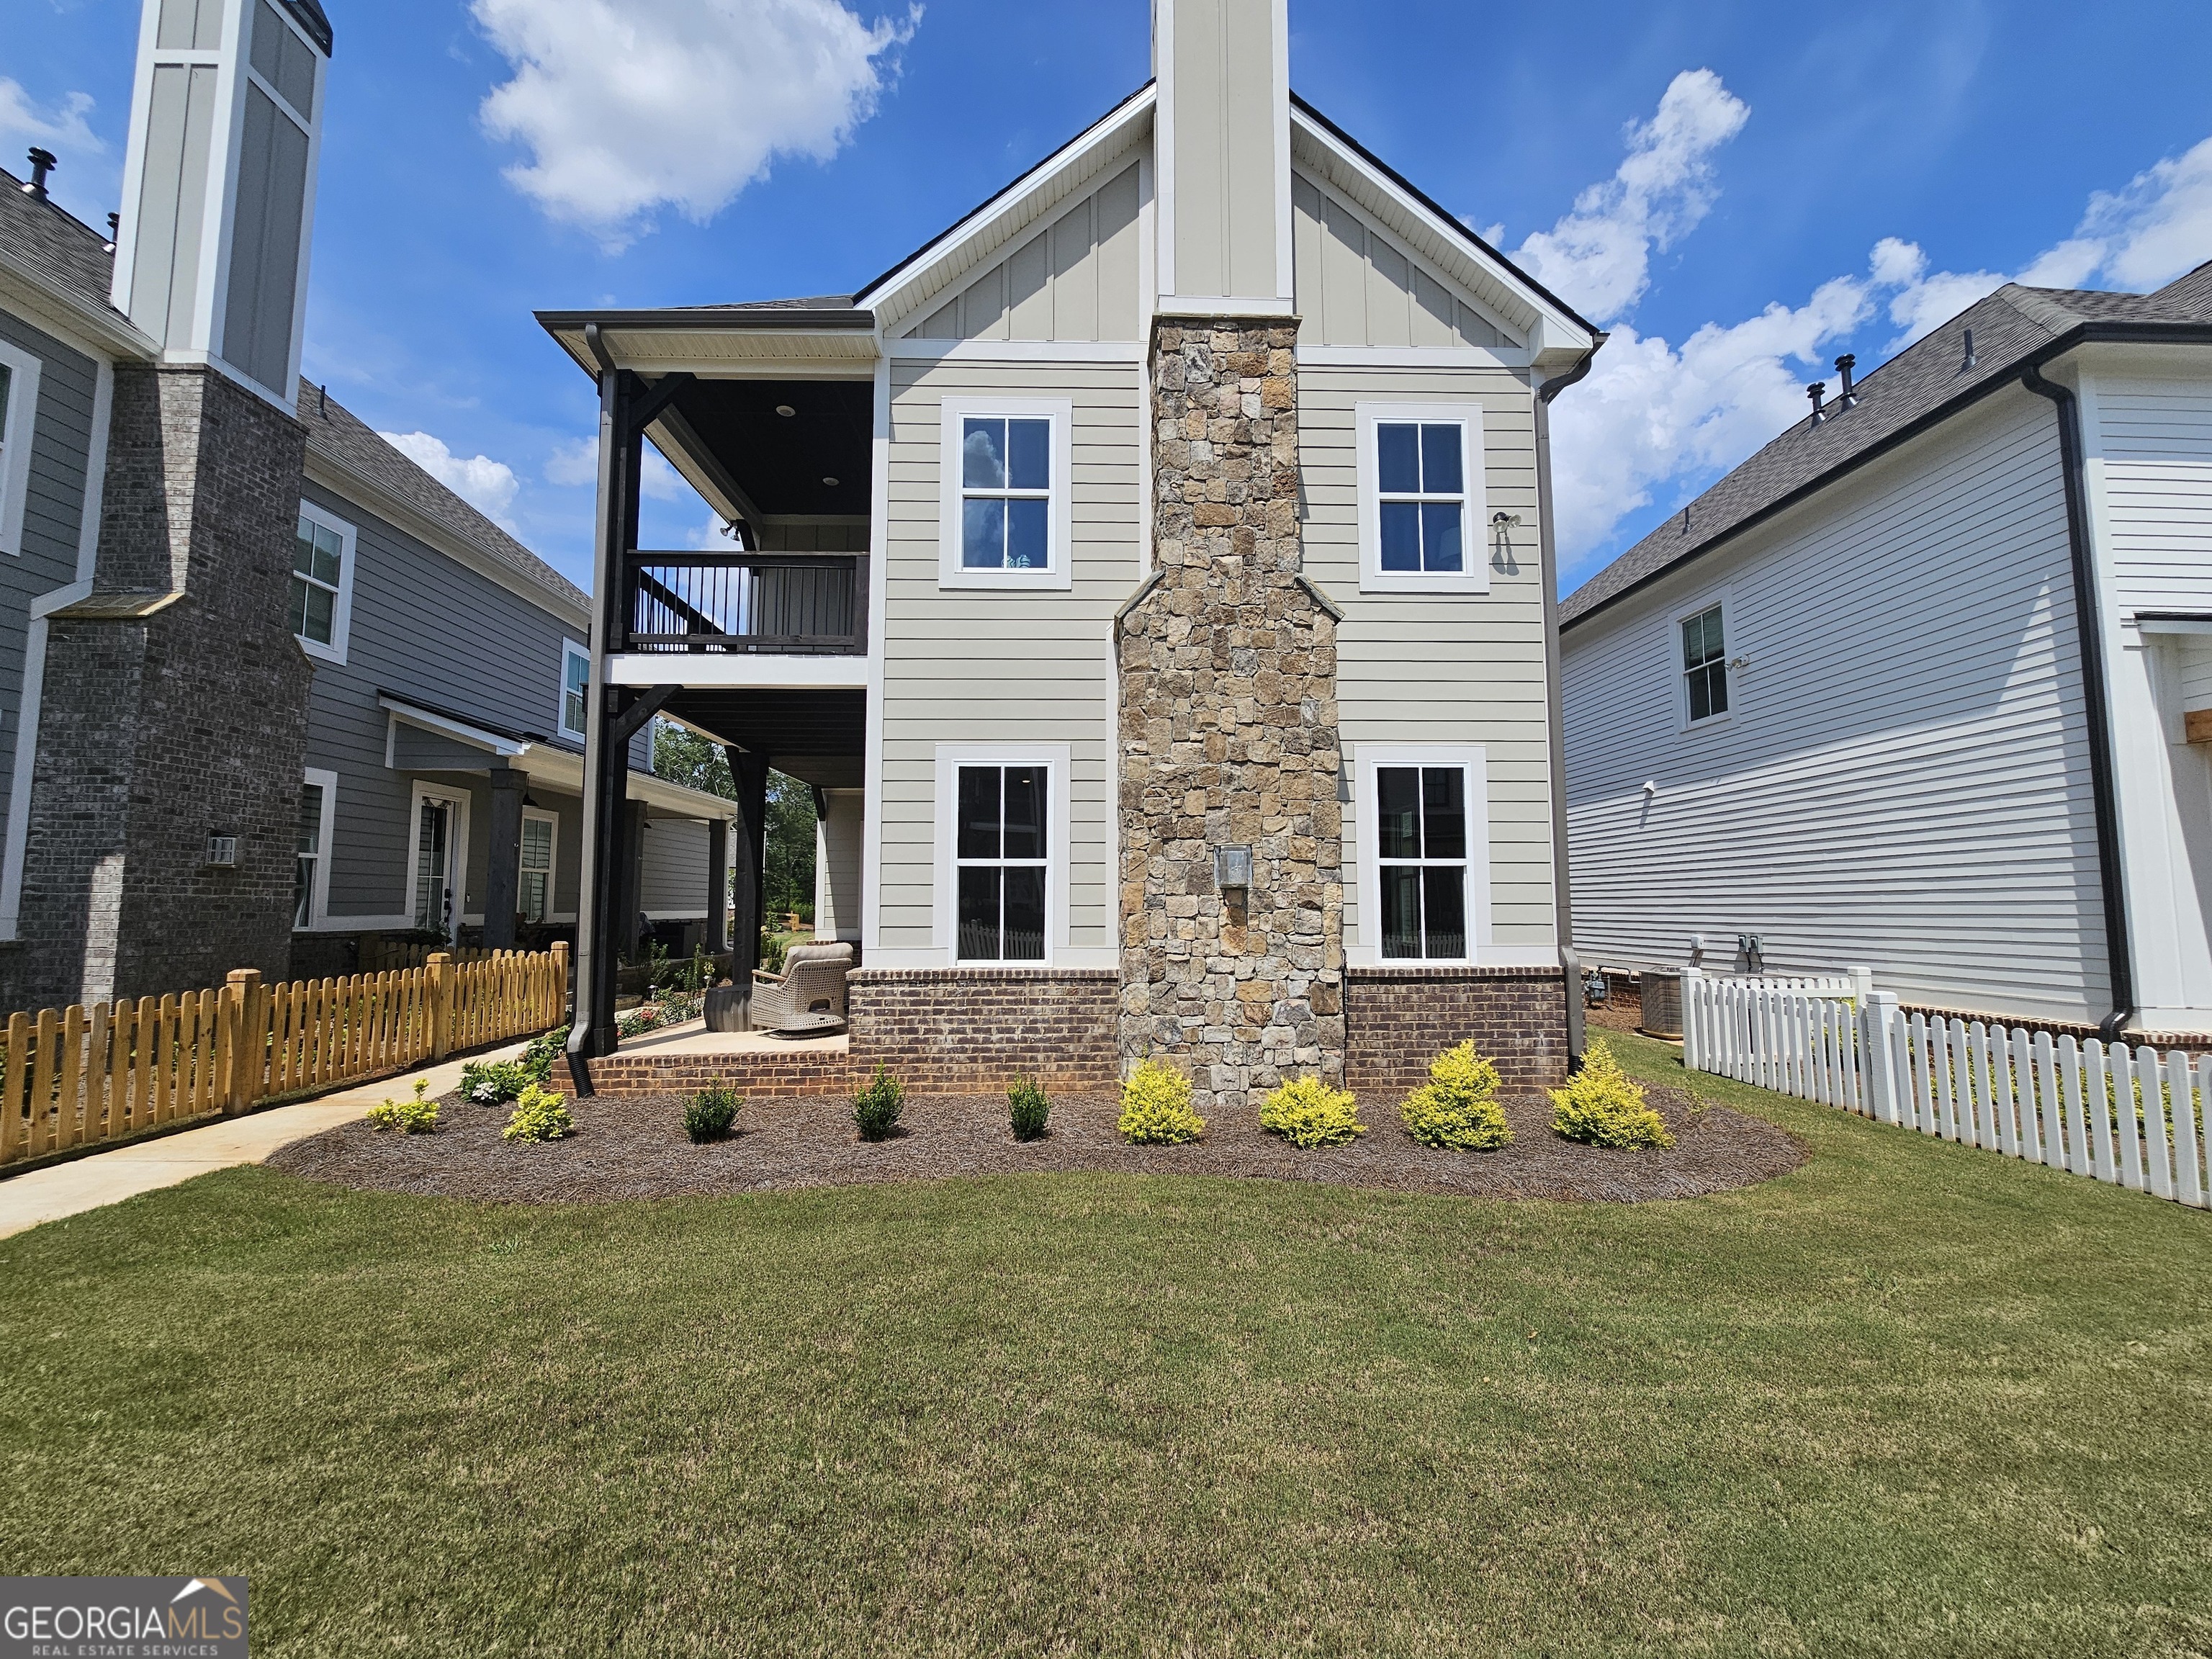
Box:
0 166 124 318
1560 260 2212 629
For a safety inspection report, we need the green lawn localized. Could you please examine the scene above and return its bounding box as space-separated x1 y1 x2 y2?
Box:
2 1034 2208 1657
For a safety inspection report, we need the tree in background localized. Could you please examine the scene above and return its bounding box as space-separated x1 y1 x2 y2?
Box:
652 722 817 925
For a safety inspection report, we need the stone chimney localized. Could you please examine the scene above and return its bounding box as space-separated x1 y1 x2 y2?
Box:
112 0 332 404
1120 0 1343 1110
1152 0 1293 316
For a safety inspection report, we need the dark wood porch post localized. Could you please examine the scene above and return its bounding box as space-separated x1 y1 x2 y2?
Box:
706 817 729 957
482 763 524 950
725 746 770 1025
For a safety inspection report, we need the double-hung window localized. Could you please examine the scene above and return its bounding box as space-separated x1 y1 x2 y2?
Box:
1357 403 1487 594
955 764 1048 963
1357 747 1488 964
0 342 38 557
291 502 355 662
520 811 556 923
559 641 590 742
294 768 335 930
938 398 1071 589
1681 603 1728 723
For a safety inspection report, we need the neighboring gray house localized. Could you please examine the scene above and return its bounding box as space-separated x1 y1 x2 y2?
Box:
0 0 732 1010
1560 264 2212 1041
547 0 1604 1102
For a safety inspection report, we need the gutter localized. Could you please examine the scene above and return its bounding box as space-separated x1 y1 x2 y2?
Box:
1534 341 1603 1064
2019 364 2136 1041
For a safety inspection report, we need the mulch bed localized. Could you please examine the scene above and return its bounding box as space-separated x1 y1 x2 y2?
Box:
266 1082 1803 1205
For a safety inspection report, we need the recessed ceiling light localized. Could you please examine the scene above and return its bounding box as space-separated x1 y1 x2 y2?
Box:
821 475 840 487
775 404 796 418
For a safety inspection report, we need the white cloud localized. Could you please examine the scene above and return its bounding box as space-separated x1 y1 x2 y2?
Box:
1542 78 2212 575
0 78 104 158
380 431 522 523
1512 69 1749 325
544 433 688 499
472 0 917 246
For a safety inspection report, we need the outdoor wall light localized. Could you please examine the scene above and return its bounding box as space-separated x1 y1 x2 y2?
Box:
1214 845 1253 890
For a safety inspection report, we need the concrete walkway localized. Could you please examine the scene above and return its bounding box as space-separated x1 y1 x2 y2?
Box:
0 1040 531 1239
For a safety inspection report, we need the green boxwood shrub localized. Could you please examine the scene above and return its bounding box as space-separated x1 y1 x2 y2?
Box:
503 1084 575 1143
853 1066 905 1142
1118 1059 1205 1144
1009 1077 1050 1142
684 1084 741 1144
1400 1041 1512 1150
367 1077 439 1135
1259 1075 1366 1148
1550 1040 1674 1148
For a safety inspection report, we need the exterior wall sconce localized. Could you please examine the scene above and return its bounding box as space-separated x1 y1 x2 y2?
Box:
1214 845 1253 891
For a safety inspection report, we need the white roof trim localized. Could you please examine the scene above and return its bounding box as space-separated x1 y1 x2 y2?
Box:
1288 107 1596 359
857 84 1156 329
0 250 158 364
379 695 531 759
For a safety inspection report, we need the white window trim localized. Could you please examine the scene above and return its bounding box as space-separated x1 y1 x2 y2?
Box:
519 805 559 924
403 781 470 937
294 765 338 931
1670 588 1735 734
559 639 591 743
1351 744 1492 967
1354 401 1489 595
937 396 1075 591
0 340 44 558
932 743 1072 966
293 498 357 664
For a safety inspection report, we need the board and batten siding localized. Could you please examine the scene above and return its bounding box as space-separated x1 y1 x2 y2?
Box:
1290 174 1518 351
299 477 610 925
1562 386 2110 1024
898 159 1142 343
876 357 1143 964
0 307 102 912
1295 363 1557 959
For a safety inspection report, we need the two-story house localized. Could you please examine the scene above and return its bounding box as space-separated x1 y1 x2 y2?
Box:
1560 264 2212 1043
0 0 734 1010
549 0 1602 1105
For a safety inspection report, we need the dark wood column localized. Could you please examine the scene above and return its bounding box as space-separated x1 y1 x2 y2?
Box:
706 817 729 957
482 765 525 950
725 746 770 1023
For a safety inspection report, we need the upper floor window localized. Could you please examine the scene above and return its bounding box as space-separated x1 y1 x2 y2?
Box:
1357 403 1488 595
0 343 42 558
294 768 335 930
956 763 1048 963
291 502 356 663
559 641 590 742
938 397 1072 590
1681 603 1728 723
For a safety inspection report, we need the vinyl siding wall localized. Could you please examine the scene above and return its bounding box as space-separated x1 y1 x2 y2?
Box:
1561 387 2110 1022
2085 363 2212 613
1298 363 1556 958
0 307 101 902
876 358 1143 963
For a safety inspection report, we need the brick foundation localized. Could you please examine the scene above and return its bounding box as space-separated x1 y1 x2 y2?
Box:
562 968 1123 1098
1345 966 1571 1096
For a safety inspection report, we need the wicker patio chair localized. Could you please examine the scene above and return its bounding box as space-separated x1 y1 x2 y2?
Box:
749 941 854 1035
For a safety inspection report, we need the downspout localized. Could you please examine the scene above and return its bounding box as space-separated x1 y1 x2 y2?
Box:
1534 343 1601 1066
2020 362 2135 1040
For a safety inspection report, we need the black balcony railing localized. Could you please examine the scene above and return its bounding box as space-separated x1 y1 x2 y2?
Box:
624 551 863 654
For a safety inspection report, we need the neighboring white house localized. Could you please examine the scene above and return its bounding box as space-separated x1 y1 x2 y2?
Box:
1560 263 2212 1040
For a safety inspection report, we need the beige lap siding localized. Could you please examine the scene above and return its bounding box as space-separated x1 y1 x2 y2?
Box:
878 359 1144 964
1295 364 1559 961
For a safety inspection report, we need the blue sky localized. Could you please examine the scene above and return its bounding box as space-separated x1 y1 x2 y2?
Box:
9 0 2212 592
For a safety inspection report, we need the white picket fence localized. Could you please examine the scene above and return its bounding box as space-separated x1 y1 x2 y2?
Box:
1683 971 2210 1209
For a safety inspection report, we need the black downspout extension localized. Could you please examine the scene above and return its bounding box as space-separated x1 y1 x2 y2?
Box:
1535 343 1601 1067
2020 364 2136 1040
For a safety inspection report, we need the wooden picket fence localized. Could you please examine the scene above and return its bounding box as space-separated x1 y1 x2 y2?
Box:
1683 970 2210 1209
0 944 568 1169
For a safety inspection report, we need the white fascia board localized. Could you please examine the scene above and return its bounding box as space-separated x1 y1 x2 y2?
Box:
1288 108 1596 358
508 742 734 822
303 447 590 630
0 256 160 364
377 695 530 759
605 653 871 691
857 85 1157 328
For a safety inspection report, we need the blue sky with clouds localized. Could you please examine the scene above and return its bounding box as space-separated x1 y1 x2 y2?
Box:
9 0 2211 591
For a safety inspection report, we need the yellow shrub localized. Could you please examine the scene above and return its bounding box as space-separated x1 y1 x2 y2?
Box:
1550 1040 1673 1149
367 1077 439 1135
1259 1075 1366 1148
1400 1041 1511 1151
503 1084 575 1144
1118 1059 1205 1144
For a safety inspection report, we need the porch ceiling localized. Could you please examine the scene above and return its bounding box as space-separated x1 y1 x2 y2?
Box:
660 377 873 521
665 687 866 790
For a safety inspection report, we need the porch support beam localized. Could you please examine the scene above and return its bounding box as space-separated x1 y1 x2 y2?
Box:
726 745 771 1027
482 763 524 951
